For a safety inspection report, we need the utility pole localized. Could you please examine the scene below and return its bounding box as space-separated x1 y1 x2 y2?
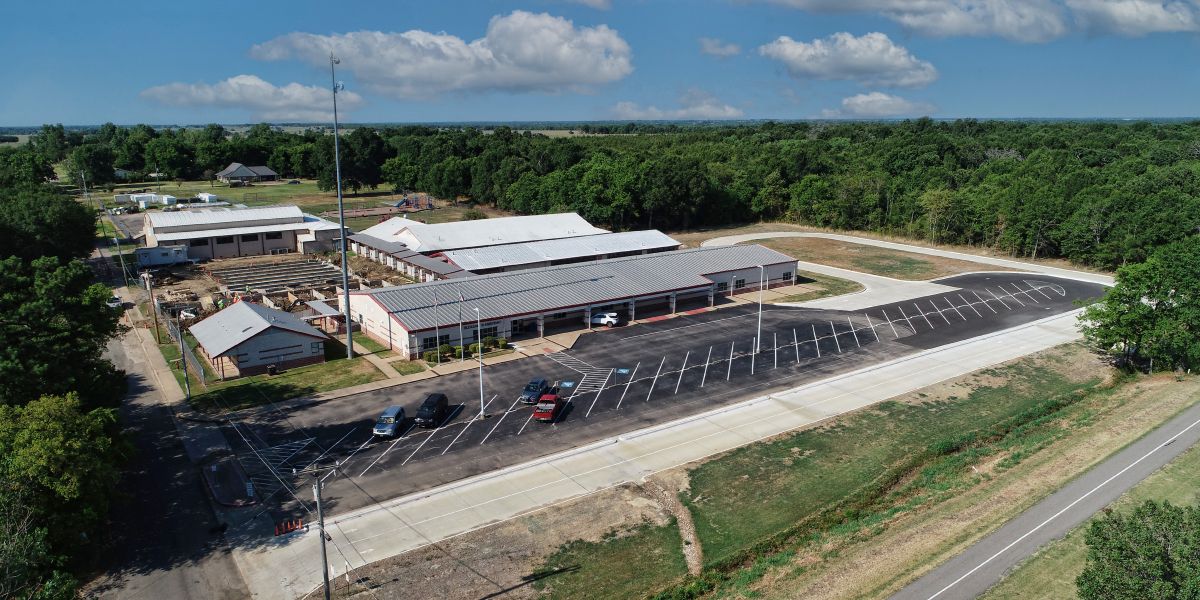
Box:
475 307 485 419
147 273 160 344
313 476 332 600
178 314 191 402
330 53 354 360
84 171 130 286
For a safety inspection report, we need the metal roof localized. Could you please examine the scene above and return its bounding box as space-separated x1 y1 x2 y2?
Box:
147 205 304 229
304 300 341 317
358 213 609 253
153 215 341 242
355 245 796 332
442 230 680 271
189 301 328 357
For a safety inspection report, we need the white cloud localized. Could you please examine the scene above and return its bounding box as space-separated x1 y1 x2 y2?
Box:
140 75 363 121
821 91 936 118
568 0 612 8
1067 0 1200 35
250 11 632 98
758 32 937 88
764 0 1069 43
699 37 742 57
612 89 744 119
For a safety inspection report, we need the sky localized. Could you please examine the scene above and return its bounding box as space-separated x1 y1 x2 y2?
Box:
5 0 1200 125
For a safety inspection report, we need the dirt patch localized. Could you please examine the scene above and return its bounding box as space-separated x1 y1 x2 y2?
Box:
315 483 671 599
753 237 1012 280
643 471 704 574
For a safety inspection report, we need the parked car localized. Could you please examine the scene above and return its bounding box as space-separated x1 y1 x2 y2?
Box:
373 405 406 437
287 179 302 184
519 378 550 404
589 311 621 327
413 393 449 428
105 297 123 309
532 391 566 422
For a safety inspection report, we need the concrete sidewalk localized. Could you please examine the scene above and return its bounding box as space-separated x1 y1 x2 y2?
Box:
232 309 1088 599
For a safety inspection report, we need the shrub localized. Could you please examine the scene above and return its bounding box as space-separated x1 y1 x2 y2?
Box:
438 343 453 357
469 342 482 354
462 207 487 220
496 338 508 349
455 345 470 359
482 336 497 349
422 350 439 363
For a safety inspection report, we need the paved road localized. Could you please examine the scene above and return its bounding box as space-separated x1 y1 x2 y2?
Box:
85 332 249 600
890 396 1200 600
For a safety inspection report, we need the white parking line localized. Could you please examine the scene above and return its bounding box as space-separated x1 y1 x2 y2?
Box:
480 397 523 445
516 412 536 436
773 333 779 369
675 352 690 394
959 294 983 318
847 317 861 347
616 362 640 410
1009 282 1039 303
985 288 1011 310
726 341 735 381
359 423 416 476
881 309 900 337
701 346 713 387
830 321 842 353
929 300 952 325
440 395 498 455
972 290 998 313
998 284 1027 307
646 356 666 402
811 323 821 358
619 311 759 341
750 337 756 375
865 313 881 342
1031 282 1055 300
793 328 801 363
585 369 615 417
400 413 455 466
942 297 967 321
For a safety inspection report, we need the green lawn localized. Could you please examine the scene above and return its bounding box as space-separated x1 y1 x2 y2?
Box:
389 360 427 376
772 270 864 303
354 334 393 356
533 520 689 600
981 438 1200 600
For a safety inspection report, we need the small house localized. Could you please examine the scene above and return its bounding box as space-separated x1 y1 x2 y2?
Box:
189 301 329 379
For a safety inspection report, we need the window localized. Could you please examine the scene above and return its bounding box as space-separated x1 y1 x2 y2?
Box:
241 234 259 242
265 232 283 240
189 239 208 247
421 334 450 351
159 251 169 257
215 236 234 245
716 281 729 292
473 325 498 341
311 341 323 354
735 278 746 289
782 271 793 281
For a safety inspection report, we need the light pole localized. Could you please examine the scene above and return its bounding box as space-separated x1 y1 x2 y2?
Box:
475 307 485 419
331 53 353 360
312 475 331 600
756 265 765 353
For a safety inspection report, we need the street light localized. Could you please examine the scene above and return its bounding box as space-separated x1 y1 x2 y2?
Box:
756 265 765 353
330 53 354 360
475 307 485 419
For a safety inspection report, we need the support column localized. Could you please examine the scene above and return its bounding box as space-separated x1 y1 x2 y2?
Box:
537 314 545 338
708 286 715 307
669 293 677 314
627 300 636 323
585 307 593 329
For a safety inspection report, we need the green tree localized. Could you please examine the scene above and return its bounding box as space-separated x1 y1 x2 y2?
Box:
30 124 69 163
0 187 95 263
1080 237 1200 371
0 147 53 188
1077 501 1200 600
66 144 116 187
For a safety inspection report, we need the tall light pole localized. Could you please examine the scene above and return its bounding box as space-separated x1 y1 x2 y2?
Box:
756 265 765 353
330 53 353 359
475 307 485 419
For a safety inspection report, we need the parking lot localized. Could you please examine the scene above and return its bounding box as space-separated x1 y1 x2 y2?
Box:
222 272 1105 520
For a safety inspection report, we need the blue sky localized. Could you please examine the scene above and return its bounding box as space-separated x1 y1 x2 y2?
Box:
5 0 1200 124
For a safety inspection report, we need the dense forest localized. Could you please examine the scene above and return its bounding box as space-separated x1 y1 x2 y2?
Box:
7 119 1200 270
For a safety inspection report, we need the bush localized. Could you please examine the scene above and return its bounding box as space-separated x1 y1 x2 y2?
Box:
496 338 508 349
438 343 453 357
482 336 497 349
469 342 482 354
455 345 470 359
422 350 439 363
462 207 487 220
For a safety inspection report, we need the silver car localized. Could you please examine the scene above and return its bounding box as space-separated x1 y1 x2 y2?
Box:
373 405 405 437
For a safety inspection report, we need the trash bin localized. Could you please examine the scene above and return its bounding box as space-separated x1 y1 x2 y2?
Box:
266 364 278 376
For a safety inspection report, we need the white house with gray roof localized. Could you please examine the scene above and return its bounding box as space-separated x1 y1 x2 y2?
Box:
189 301 329 379
143 205 343 260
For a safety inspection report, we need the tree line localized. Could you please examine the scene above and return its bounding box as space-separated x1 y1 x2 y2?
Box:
0 182 127 598
9 119 1200 270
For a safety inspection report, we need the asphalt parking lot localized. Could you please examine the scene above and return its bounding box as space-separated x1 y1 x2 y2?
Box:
223 272 1106 520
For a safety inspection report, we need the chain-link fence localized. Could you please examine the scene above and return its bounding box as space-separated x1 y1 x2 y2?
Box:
157 302 210 387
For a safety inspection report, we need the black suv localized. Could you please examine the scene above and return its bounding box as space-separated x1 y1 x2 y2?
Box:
413 393 449 428
518 378 549 404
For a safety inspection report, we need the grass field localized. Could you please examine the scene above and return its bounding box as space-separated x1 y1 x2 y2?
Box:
753 237 1004 280
389 360 426 376
534 520 689 599
530 347 1112 598
980 434 1200 600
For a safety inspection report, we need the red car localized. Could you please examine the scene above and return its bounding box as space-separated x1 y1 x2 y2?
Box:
532 392 566 422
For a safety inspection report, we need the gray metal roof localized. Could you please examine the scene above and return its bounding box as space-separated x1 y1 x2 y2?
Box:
349 233 414 256
354 245 795 332
358 212 609 253
442 230 680 271
147 205 304 229
153 215 341 242
189 301 328 357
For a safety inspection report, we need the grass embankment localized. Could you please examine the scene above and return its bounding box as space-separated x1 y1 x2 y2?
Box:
354 334 395 358
755 237 1000 280
534 520 690 600
153 332 385 412
981 436 1200 600
772 270 864 303
533 347 1124 598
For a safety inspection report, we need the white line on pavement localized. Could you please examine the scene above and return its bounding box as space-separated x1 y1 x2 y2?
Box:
930 300 952 325
675 352 690 394
440 395 498 456
586 369 615 417
359 423 416 476
847 317 861 347
400 413 455 466
973 290 998 314
960 294 983 318
616 362 641 410
943 297 967 321
882 309 900 337
646 357 666 401
830 321 842 353
480 397 523 445
701 346 713 387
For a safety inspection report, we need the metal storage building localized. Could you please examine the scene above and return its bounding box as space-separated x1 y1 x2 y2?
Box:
348 244 798 358
441 230 681 274
356 212 609 253
143 205 343 260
